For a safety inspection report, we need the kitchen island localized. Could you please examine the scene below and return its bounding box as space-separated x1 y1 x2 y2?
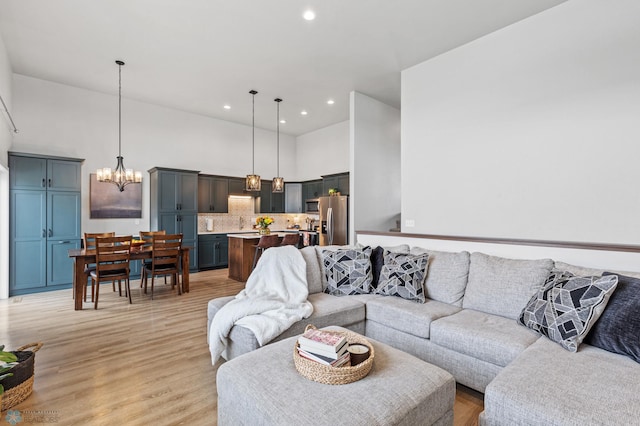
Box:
227 232 293 281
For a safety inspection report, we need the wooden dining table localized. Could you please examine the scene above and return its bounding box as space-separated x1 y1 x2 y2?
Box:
68 246 191 310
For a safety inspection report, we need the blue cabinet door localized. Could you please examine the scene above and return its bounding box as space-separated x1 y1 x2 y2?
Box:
9 156 47 190
158 171 179 212
10 190 47 291
198 236 216 268
158 213 179 234
179 173 198 212
47 192 81 239
212 178 229 213
47 160 81 191
215 239 229 267
48 239 81 286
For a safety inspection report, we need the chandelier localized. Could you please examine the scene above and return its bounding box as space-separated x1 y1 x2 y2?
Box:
96 60 142 192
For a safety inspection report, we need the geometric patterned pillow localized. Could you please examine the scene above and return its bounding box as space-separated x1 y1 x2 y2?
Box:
518 270 618 352
375 251 429 303
322 247 373 296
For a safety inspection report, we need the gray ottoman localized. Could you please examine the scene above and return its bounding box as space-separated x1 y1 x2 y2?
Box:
217 326 455 426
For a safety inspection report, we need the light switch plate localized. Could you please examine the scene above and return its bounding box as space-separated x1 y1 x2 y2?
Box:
405 219 415 227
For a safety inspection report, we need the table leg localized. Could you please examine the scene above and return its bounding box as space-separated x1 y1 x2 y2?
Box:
74 258 85 310
182 251 190 293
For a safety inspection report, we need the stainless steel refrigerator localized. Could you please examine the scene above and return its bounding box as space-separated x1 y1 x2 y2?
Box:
319 196 348 246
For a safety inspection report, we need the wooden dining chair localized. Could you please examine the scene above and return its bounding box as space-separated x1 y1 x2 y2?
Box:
280 233 300 247
139 230 166 287
83 232 115 303
142 233 183 299
90 235 133 309
252 235 282 271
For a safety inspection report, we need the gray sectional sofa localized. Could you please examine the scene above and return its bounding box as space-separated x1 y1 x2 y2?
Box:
207 244 640 425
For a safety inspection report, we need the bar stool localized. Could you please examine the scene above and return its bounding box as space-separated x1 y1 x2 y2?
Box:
252 235 282 271
280 233 300 247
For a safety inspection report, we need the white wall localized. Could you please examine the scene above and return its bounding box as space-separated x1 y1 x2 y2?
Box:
294 120 349 181
350 91 401 242
11 74 297 236
401 0 640 245
0 34 12 299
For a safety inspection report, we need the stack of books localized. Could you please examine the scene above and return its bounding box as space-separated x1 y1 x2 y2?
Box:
297 328 350 367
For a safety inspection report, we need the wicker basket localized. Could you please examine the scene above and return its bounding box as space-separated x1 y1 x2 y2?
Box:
293 325 374 385
1 342 43 412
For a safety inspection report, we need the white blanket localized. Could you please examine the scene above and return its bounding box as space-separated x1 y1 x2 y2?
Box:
209 245 313 364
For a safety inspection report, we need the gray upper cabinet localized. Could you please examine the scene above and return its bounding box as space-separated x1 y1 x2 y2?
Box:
156 169 198 212
198 175 229 213
322 172 349 196
285 183 302 213
9 153 83 295
10 155 81 191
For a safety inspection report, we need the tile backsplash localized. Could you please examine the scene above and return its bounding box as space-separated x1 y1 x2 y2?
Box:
198 197 316 232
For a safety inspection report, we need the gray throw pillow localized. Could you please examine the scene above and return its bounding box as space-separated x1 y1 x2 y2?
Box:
322 247 373 296
375 251 429 303
585 272 640 363
518 271 618 352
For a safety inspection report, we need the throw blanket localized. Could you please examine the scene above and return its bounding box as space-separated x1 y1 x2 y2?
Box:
209 245 313 364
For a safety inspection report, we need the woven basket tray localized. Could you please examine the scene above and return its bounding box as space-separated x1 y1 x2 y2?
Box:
1 342 43 412
293 325 374 385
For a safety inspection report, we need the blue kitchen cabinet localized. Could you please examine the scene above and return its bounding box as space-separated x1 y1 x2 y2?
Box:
9 153 83 295
198 234 229 269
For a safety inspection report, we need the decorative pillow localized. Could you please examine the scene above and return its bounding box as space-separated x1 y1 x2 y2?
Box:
322 247 373 296
375 251 429 303
518 271 618 352
585 272 640 363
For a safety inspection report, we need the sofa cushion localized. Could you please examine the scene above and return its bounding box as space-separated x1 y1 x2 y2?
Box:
365 296 461 339
463 253 554 320
300 246 323 294
410 247 470 307
430 309 539 367
585 272 640 362
375 251 429 303
518 271 618 352
482 338 640 425
322 246 373 295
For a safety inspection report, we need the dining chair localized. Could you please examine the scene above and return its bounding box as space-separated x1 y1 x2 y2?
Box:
90 235 133 309
142 233 183 299
83 232 115 303
279 233 300 247
139 230 166 287
252 235 282 271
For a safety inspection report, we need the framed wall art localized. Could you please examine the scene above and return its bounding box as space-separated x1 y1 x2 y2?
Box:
90 173 142 218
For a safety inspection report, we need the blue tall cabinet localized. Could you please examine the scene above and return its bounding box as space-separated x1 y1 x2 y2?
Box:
9 153 83 295
149 167 199 270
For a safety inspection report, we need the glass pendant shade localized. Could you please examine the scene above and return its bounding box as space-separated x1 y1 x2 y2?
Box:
272 176 284 193
97 60 141 192
246 174 261 191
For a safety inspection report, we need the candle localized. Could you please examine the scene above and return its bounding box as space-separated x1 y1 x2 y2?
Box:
348 343 370 366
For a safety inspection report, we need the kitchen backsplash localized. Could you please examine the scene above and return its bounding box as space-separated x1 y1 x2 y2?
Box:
197 196 317 232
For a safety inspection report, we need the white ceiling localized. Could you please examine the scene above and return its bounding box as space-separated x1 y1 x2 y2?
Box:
0 0 566 136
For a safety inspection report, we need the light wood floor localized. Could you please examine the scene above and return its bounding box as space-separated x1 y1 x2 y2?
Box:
1 269 483 425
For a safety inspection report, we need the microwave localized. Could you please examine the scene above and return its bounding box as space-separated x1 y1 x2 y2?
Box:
305 198 320 213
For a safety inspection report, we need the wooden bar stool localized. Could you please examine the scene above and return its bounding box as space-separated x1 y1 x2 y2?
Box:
280 233 300 247
252 235 282 271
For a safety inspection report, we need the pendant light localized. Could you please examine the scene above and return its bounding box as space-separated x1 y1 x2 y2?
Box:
96 60 142 192
272 98 284 193
245 89 261 191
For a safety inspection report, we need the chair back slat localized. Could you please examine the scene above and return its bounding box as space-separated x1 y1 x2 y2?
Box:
94 236 132 282
139 230 166 248
84 232 115 250
151 234 183 272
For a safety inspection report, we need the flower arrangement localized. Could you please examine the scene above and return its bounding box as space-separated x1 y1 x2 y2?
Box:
256 216 274 229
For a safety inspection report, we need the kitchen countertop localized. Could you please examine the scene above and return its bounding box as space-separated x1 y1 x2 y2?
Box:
226 232 297 239
199 229 303 236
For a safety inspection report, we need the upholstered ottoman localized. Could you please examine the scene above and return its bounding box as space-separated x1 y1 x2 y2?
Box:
217 326 455 426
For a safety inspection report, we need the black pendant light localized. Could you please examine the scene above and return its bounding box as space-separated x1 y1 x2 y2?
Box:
246 90 261 191
272 98 284 193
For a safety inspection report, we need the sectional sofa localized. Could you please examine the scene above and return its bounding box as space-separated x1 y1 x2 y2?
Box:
207 240 640 425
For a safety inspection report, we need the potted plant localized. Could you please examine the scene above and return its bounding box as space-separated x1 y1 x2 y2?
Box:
0 342 43 411
256 216 275 235
0 345 18 403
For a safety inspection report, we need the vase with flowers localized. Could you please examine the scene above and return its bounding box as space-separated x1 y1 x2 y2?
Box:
256 216 274 235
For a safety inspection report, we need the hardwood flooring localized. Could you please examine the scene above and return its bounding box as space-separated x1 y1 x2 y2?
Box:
0 269 483 425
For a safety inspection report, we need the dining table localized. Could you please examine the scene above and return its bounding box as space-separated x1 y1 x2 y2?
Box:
68 246 191 310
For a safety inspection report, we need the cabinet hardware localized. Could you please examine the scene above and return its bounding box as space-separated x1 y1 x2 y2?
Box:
48 229 52 237
58 241 70 244
42 178 46 187
42 229 46 238
48 178 52 187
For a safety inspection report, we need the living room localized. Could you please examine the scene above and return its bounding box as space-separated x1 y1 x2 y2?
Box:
1 0 639 424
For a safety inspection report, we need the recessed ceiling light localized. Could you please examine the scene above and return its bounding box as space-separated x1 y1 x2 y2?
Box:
301 110 308 115
280 119 286 124
327 99 335 105
223 105 231 110
303 10 316 21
